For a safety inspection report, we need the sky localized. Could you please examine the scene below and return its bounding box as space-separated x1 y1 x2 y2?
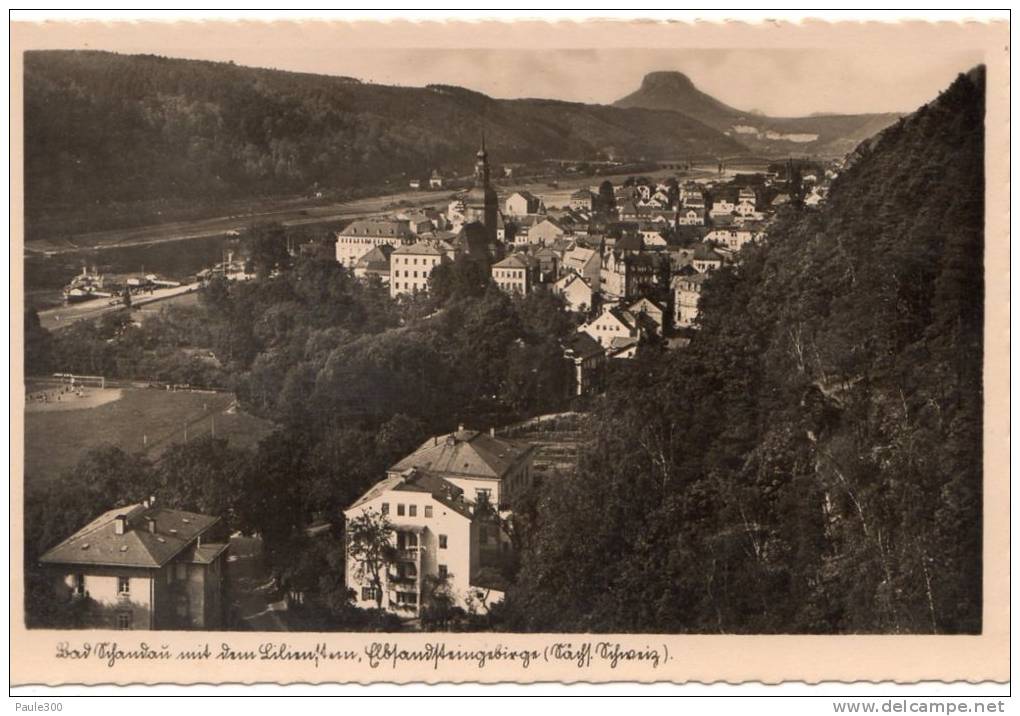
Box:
18 21 985 116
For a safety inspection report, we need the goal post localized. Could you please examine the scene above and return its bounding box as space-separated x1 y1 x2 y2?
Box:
52 373 106 389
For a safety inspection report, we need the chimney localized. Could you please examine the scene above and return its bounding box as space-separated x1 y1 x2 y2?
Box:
490 427 496 437
144 516 156 534
114 515 127 535
458 423 465 432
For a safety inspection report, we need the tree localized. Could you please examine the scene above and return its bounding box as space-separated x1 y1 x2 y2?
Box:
346 510 395 609
24 308 53 375
244 222 291 279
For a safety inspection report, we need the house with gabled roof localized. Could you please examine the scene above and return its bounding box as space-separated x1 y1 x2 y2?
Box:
344 467 506 617
335 219 413 268
505 190 544 217
354 244 394 283
39 499 229 630
580 305 639 352
492 252 537 295
390 240 449 298
553 271 595 314
387 427 536 509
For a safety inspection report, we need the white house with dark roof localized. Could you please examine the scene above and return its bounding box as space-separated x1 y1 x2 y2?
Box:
345 469 496 616
39 499 229 630
580 305 639 351
553 272 594 313
390 241 449 298
491 253 535 295
335 219 413 268
505 190 544 216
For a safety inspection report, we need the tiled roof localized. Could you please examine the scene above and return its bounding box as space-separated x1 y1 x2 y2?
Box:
348 469 474 520
354 244 394 271
40 504 220 569
493 253 533 270
393 240 444 256
340 220 412 238
390 429 534 481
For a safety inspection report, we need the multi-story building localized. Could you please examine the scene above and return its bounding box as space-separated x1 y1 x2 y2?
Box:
344 468 506 616
569 189 597 212
335 219 413 268
600 250 661 300
390 241 449 298
553 272 594 313
673 272 709 328
39 499 229 630
491 253 535 295
504 191 544 216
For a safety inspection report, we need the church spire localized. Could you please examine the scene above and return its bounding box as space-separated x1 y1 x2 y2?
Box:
474 130 490 188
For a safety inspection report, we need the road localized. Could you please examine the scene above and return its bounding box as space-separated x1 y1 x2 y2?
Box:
37 282 201 331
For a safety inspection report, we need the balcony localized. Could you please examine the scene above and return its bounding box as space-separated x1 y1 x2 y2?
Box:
396 547 422 562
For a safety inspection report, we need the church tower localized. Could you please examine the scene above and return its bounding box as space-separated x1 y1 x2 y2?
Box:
462 133 499 251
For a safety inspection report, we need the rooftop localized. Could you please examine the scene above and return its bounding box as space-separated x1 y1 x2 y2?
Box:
340 219 412 238
389 428 534 481
40 503 221 569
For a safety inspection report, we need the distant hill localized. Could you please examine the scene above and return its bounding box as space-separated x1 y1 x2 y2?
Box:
24 51 744 217
614 71 901 156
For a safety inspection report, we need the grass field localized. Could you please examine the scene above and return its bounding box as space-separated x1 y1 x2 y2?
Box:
24 383 274 490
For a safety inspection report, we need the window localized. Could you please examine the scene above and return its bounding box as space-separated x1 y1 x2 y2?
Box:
409 505 417 517
397 504 405 517
166 569 173 585
381 503 390 515
73 573 85 596
176 563 187 580
424 505 433 519
118 576 130 595
439 534 448 549
117 611 131 630
438 564 448 578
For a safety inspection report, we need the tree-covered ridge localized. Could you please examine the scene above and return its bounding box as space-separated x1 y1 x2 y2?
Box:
505 68 985 634
24 50 743 213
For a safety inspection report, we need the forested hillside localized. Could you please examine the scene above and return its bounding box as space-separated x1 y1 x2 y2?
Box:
506 68 985 634
24 51 742 215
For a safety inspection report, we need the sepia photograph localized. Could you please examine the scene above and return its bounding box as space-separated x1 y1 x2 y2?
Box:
9 12 1010 692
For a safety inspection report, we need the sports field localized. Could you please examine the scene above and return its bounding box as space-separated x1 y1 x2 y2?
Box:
24 382 274 490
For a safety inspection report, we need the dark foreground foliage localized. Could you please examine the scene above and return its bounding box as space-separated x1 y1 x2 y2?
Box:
503 69 985 634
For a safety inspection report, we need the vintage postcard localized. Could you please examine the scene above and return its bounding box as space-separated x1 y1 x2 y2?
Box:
9 15 1010 687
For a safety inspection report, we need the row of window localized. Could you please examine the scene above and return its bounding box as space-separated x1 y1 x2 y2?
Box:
391 281 426 293
394 257 439 266
382 502 433 518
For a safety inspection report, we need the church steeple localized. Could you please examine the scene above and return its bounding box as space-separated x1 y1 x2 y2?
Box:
474 132 490 188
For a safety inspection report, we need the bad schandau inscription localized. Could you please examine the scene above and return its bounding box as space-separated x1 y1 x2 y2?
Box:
55 640 665 671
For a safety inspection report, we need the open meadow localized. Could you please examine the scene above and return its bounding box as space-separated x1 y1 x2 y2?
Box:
24 381 274 491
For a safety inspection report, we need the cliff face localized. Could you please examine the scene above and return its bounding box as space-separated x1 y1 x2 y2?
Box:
509 68 985 635
614 70 902 157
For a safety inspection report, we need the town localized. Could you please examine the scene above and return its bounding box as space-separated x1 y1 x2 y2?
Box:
30 137 838 631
